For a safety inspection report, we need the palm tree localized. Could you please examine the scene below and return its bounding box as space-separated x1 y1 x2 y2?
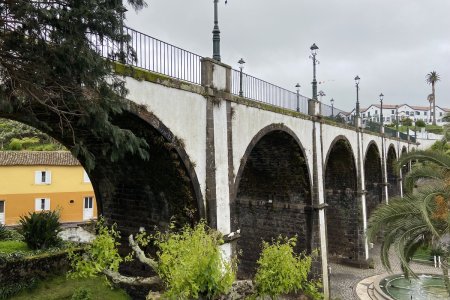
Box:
426 71 441 125
367 149 450 293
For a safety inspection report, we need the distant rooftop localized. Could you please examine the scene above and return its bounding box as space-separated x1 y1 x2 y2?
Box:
0 151 80 166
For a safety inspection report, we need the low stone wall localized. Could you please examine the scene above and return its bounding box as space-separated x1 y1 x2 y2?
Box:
0 250 77 290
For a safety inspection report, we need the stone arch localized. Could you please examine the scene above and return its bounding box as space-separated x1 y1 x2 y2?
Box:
324 136 360 262
232 124 312 278
364 141 382 219
387 144 400 198
0 103 204 236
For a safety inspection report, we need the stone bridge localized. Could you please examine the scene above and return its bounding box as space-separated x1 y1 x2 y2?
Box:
2 29 419 299
112 58 414 298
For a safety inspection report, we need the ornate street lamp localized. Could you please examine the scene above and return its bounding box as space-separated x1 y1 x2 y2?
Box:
212 0 225 61
295 83 301 112
330 98 334 117
238 58 245 97
379 93 384 126
309 43 319 100
355 76 360 119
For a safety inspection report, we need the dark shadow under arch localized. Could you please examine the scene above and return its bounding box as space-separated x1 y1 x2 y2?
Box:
364 142 382 219
387 145 400 198
324 136 361 262
0 102 204 236
231 124 312 279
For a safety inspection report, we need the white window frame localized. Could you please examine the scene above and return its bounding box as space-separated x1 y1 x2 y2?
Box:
35 170 51 185
35 198 50 211
0 200 5 225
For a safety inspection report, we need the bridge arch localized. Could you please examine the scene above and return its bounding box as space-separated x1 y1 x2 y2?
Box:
324 136 360 262
387 144 400 198
232 124 312 278
0 103 204 235
364 141 382 219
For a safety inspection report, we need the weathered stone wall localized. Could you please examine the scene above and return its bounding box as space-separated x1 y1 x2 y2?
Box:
324 140 360 262
387 147 400 198
364 144 383 219
232 131 311 278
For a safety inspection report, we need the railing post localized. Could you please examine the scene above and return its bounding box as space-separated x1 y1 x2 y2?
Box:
201 58 231 92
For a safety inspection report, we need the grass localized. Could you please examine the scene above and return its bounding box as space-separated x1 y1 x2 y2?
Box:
0 240 29 254
10 275 131 300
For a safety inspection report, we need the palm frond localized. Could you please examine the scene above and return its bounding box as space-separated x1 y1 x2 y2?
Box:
396 150 450 171
404 165 446 193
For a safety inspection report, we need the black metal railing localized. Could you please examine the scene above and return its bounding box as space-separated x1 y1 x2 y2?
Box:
231 69 309 113
90 27 203 85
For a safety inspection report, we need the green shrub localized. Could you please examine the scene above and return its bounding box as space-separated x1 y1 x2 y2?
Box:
71 287 92 300
415 120 426 127
154 222 235 300
0 224 7 240
68 218 124 279
18 210 62 250
254 236 323 300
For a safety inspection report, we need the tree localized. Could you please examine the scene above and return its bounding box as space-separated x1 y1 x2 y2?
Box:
367 149 450 294
69 220 236 299
426 71 441 126
415 119 426 128
0 0 148 170
401 117 413 127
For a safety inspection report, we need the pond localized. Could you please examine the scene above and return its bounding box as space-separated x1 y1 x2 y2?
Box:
379 274 448 300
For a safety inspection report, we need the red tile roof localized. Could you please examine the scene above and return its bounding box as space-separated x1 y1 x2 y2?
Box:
0 151 80 166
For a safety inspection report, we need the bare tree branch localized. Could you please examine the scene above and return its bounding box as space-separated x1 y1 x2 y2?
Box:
129 234 158 270
103 269 161 286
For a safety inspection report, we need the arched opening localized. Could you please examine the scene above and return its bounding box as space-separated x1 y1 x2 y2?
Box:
364 142 383 219
324 138 359 262
0 108 203 236
387 145 400 198
232 128 312 279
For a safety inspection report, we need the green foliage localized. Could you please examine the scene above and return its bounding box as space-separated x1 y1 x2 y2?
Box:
0 240 29 254
0 224 7 240
155 222 235 300
71 287 92 300
0 277 38 300
415 119 426 127
69 218 125 279
18 210 62 250
0 1 149 170
8 275 130 300
254 236 323 300
401 117 413 127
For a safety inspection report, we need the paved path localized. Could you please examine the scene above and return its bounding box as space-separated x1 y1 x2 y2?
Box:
329 245 442 300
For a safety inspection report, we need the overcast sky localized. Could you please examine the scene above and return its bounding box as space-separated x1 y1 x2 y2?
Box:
125 0 450 111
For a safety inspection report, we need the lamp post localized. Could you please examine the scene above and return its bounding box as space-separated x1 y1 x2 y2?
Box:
238 58 245 97
379 93 384 126
295 83 301 112
355 76 360 118
309 43 319 100
330 98 334 117
212 0 221 61
396 105 399 132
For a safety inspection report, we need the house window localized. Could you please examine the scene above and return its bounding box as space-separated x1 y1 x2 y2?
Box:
35 198 50 211
440 112 443 116
0 200 5 225
83 170 90 183
35 171 51 184
387 117 390 122
391 110 395 114
406 111 409 116
375 110 378 115
368 112 371 117
416 111 420 115
424 112 427 116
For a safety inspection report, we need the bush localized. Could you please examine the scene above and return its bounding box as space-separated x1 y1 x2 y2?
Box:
0 224 7 240
254 236 323 300
71 287 92 300
415 120 426 127
155 222 235 300
19 210 62 250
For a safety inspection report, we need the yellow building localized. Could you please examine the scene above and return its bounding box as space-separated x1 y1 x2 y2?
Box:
0 151 97 226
